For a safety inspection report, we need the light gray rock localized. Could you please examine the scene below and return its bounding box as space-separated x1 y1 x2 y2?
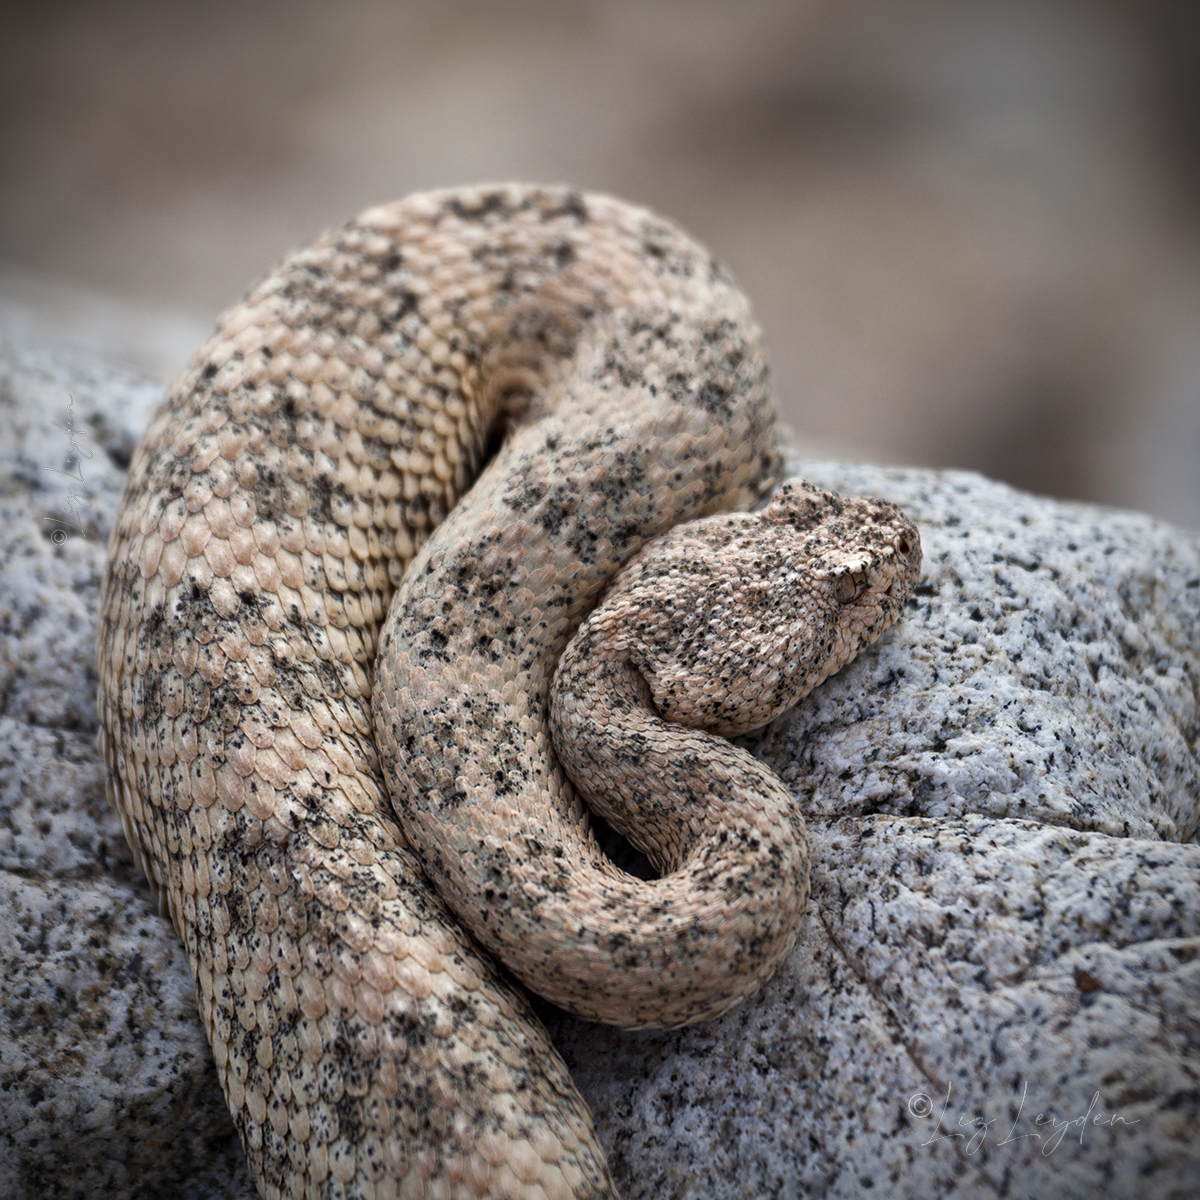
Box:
1 302 1196 1200
0 316 256 1200
546 463 1200 1200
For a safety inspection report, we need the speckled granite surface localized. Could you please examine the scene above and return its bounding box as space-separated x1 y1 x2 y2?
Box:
0 322 255 1199
2 311 1197 1199
545 462 1200 1200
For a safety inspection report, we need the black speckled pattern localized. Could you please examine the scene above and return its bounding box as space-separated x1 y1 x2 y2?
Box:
97 184 914 1200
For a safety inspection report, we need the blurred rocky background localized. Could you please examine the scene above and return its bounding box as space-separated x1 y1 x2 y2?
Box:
3 0 1198 528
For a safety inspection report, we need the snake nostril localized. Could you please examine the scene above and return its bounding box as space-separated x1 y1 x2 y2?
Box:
896 535 912 557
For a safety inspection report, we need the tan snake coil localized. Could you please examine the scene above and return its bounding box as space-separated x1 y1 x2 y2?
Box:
97 185 921 1200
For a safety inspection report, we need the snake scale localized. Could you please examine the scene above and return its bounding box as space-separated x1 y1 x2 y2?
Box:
97 185 920 1200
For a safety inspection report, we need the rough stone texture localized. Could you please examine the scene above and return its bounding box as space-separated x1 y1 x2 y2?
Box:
0 311 256 1199
2 300 1197 1199
546 463 1200 1200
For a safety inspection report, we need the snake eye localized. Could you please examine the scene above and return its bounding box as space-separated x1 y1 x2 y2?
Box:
834 574 860 604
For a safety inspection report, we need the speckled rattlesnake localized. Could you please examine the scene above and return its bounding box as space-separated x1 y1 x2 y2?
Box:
97 185 920 1200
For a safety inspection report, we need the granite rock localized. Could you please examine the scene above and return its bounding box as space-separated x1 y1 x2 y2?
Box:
0 313 256 1200
1 303 1197 1200
546 463 1200 1200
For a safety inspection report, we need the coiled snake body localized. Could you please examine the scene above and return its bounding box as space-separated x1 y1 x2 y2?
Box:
98 186 920 1199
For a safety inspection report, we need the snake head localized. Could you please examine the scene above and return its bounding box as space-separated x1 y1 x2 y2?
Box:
581 477 922 739
758 477 922 693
